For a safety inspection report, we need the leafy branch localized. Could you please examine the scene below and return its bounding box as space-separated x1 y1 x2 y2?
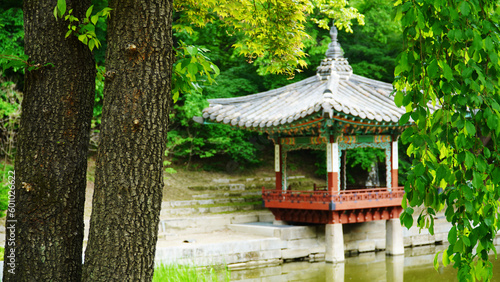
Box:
53 0 112 51
0 54 54 73
172 42 220 103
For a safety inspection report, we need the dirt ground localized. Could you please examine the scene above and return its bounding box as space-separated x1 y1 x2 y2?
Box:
84 152 325 218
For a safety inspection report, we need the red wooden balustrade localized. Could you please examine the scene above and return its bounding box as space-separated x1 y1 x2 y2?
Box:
261 186 404 224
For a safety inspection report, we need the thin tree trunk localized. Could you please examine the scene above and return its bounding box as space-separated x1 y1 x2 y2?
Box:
3 0 95 280
82 0 173 280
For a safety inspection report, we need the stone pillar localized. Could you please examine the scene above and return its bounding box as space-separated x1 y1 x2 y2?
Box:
386 218 404 255
327 137 339 192
325 262 345 282
275 143 282 190
325 223 344 263
391 140 399 189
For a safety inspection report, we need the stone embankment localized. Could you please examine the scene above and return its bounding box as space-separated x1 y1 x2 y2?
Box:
153 178 495 270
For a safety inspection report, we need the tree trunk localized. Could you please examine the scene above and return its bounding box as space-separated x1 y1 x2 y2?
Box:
82 0 173 280
3 0 95 281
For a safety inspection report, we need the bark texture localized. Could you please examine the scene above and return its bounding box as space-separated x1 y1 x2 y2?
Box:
3 0 95 281
82 0 173 280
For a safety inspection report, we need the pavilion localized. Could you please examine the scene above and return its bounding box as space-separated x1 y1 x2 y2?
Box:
197 24 421 262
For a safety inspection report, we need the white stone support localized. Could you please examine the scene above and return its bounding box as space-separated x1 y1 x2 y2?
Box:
386 218 404 256
325 223 345 263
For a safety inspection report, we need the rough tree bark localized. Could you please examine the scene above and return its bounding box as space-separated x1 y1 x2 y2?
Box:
3 0 95 281
82 0 173 280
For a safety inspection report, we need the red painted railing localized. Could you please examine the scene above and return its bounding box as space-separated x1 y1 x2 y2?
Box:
262 186 404 211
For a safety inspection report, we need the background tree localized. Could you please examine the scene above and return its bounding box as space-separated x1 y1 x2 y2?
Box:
166 0 404 173
3 0 95 280
395 0 500 280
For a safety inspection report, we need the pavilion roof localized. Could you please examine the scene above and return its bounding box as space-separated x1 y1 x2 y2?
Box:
200 24 432 136
203 72 403 128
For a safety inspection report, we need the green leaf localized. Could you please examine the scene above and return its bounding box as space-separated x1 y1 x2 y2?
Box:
414 163 425 177
484 36 494 51
448 226 457 244
464 151 474 169
91 15 99 25
442 249 450 267
394 91 404 107
78 34 87 42
487 115 498 130
465 121 476 136
399 112 411 125
187 63 198 76
441 61 454 81
186 46 198 56
86 5 94 18
434 252 440 270
473 171 483 189
57 0 66 17
476 156 488 173
492 167 500 184
427 59 438 78
460 2 470 16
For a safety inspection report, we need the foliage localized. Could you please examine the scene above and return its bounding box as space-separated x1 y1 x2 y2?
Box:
0 81 21 159
53 0 112 51
0 6 24 82
337 0 403 82
0 163 13 217
347 147 385 171
394 0 500 280
172 42 220 103
153 262 230 282
174 0 364 75
167 90 264 170
312 147 385 184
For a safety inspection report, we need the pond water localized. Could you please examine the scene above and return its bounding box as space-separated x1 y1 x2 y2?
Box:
230 245 500 281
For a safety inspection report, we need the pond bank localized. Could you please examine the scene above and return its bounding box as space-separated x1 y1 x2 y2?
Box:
154 213 500 270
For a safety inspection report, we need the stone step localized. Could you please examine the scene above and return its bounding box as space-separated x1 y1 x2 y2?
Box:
160 202 265 218
158 211 275 236
191 191 261 199
162 194 262 209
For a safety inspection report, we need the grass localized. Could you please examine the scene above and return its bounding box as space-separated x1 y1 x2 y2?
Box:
153 262 230 282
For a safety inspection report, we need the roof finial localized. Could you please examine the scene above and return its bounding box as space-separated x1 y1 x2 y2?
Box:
325 21 343 59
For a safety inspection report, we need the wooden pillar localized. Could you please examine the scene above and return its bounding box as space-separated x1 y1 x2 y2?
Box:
391 140 399 189
327 136 339 192
341 150 347 190
275 142 282 190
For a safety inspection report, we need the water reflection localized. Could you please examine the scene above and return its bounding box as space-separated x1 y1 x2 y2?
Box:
231 245 500 281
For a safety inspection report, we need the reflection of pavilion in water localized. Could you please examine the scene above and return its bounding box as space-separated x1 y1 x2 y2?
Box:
198 23 435 262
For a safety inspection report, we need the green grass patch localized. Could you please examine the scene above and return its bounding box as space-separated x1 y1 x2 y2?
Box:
153 262 230 282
